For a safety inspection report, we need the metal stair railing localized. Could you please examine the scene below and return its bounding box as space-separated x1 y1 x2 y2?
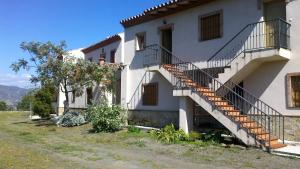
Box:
142 44 284 149
207 18 291 69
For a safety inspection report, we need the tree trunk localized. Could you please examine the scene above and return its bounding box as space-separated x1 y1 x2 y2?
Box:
63 84 69 114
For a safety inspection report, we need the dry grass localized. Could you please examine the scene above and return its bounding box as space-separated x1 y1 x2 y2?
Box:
0 111 299 169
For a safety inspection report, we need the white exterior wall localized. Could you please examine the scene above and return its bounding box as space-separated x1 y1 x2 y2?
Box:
124 0 262 112
85 33 124 64
244 1 300 116
57 48 86 115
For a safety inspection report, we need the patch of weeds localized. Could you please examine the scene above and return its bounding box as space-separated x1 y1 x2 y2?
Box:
127 139 146 147
19 131 31 136
86 156 103 161
48 127 56 132
202 155 213 162
182 147 196 157
17 131 39 142
112 154 126 161
49 143 85 154
242 161 255 168
227 147 242 153
151 124 189 144
127 125 141 133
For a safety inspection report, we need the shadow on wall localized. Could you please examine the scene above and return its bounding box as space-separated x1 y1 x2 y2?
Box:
244 60 287 104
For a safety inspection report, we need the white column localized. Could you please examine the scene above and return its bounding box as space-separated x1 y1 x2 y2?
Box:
121 65 129 107
179 97 194 133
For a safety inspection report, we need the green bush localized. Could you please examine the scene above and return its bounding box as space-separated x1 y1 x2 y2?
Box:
127 125 141 133
0 101 8 111
202 131 223 143
32 87 54 118
87 104 124 133
151 124 189 144
32 100 52 118
189 131 202 141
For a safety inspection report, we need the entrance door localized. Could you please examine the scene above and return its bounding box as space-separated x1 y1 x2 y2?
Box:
264 1 286 47
161 28 172 64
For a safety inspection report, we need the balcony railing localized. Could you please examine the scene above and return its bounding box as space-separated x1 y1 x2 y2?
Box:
207 18 291 69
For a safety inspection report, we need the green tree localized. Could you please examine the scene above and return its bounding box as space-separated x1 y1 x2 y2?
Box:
11 41 119 113
17 90 35 111
0 101 7 111
32 86 56 117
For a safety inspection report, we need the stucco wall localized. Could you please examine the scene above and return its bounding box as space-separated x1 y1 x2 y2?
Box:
243 0 300 116
85 33 124 64
124 0 262 111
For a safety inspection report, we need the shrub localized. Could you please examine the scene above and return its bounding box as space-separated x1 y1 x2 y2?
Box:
87 104 124 133
0 101 8 111
189 131 202 141
202 131 223 143
32 86 55 118
127 125 141 133
151 124 189 144
32 100 52 118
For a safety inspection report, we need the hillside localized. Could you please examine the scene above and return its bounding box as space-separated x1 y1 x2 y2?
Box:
0 85 30 106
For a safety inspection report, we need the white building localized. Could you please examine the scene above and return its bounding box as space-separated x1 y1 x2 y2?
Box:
59 0 300 150
57 33 124 115
57 48 86 115
118 0 300 149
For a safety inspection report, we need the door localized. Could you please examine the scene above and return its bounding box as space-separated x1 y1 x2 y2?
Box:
264 1 286 47
161 28 172 64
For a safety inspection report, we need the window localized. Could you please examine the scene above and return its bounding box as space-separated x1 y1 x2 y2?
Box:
142 83 158 106
136 32 146 51
287 73 300 108
72 91 76 103
199 10 223 41
88 57 93 62
86 88 93 105
110 50 116 63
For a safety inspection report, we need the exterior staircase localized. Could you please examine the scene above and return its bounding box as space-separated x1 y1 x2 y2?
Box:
161 64 285 149
139 19 291 151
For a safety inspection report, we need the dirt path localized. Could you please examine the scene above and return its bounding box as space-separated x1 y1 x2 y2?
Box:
0 111 299 169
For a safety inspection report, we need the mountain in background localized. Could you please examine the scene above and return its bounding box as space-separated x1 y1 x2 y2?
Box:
0 85 31 107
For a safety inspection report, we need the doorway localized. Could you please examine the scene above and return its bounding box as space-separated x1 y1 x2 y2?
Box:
160 28 172 64
264 1 286 47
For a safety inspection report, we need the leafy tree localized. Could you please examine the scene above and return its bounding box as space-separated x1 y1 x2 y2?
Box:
0 101 7 111
11 41 120 113
17 90 35 111
32 86 55 117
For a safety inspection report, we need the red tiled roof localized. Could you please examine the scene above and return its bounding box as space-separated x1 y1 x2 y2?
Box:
120 0 216 28
82 35 121 54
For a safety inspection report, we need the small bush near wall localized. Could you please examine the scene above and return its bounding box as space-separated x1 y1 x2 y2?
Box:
127 125 141 133
86 104 124 133
150 124 189 144
150 124 224 145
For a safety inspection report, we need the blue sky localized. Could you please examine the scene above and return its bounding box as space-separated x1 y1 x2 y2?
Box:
0 0 167 88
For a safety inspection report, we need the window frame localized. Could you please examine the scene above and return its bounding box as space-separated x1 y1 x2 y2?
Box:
287 73 300 108
142 82 158 106
110 49 116 63
71 91 76 103
135 32 146 51
198 10 223 42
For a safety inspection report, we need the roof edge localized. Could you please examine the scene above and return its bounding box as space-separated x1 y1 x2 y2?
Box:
120 0 215 28
82 35 121 54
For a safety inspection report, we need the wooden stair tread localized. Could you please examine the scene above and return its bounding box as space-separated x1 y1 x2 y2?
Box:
268 143 287 149
164 64 286 150
259 136 278 142
225 110 240 112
